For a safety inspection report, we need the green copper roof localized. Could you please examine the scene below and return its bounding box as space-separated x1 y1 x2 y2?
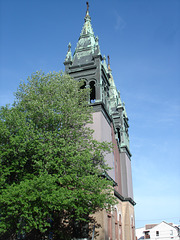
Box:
70 6 101 65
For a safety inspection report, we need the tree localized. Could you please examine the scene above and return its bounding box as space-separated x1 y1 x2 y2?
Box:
0 72 116 240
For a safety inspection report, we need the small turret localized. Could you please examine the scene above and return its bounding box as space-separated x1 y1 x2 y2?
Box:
64 42 73 72
65 42 72 62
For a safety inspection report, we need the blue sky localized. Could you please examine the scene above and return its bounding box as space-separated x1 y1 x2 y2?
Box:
0 0 180 229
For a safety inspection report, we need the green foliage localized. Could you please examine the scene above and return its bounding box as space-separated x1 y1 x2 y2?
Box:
0 72 116 239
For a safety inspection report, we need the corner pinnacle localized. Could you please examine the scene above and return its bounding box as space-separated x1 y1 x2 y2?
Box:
107 55 111 70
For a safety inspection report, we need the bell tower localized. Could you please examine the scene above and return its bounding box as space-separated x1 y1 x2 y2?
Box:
64 3 136 240
64 2 109 106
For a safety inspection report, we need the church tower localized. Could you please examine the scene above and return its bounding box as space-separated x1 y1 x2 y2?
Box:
64 3 136 240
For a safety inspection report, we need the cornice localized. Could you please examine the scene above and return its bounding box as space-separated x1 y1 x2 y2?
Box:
114 190 136 206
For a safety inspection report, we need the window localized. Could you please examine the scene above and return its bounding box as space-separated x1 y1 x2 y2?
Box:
117 128 121 142
170 230 173 235
131 217 135 240
90 81 96 103
107 213 112 240
156 231 159 236
115 209 118 240
119 214 122 240
80 80 86 89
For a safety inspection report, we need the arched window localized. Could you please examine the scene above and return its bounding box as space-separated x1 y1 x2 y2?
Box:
107 213 112 240
117 128 121 143
115 209 118 240
131 217 135 240
80 80 86 89
89 81 96 103
119 214 122 240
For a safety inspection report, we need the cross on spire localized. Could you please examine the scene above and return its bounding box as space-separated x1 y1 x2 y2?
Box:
85 1 90 20
86 2 89 11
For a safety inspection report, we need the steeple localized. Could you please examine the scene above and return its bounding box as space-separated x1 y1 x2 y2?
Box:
64 2 101 67
63 5 135 239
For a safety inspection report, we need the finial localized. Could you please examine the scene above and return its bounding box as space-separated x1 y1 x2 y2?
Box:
103 55 108 70
107 55 110 65
86 2 89 11
68 42 71 50
65 42 72 62
107 55 111 70
85 1 91 20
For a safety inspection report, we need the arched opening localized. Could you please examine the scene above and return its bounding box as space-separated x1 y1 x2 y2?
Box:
90 81 96 103
80 80 86 89
119 214 122 240
107 213 112 240
115 209 118 240
131 217 135 240
117 128 121 143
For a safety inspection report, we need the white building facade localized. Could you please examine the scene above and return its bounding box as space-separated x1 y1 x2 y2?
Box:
136 221 180 240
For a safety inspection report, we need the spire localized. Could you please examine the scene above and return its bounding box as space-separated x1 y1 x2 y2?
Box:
80 2 94 37
72 2 101 65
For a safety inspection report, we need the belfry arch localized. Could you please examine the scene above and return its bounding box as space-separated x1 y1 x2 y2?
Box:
89 80 96 103
79 79 87 89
